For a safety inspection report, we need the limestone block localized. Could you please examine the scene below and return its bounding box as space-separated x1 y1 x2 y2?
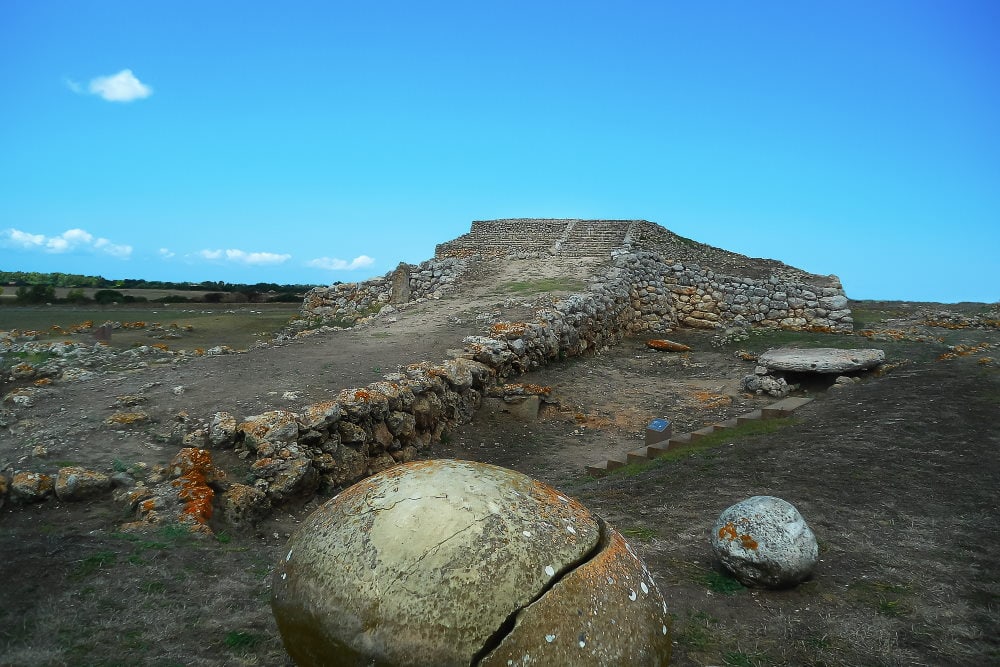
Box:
10 471 54 503
55 466 111 502
240 410 300 445
223 483 270 531
209 411 238 447
759 347 884 373
271 460 671 667
711 496 818 588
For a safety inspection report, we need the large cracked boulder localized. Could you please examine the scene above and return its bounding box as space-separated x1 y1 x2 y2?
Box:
758 347 884 374
711 496 818 588
271 459 671 666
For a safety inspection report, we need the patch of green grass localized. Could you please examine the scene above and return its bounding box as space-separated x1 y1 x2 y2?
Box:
851 579 913 617
71 551 118 578
607 417 798 478
674 610 720 651
497 277 587 295
699 570 747 594
620 526 657 542
224 630 263 652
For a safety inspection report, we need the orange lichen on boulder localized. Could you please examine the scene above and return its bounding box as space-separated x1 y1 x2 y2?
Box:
105 411 150 426
489 321 528 337
717 521 759 551
169 448 217 529
646 339 692 352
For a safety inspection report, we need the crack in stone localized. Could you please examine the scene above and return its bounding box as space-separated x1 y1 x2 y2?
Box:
469 517 609 666
381 511 491 600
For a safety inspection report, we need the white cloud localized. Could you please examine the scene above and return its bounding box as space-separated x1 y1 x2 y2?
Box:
1 227 131 258
306 255 375 271
86 69 152 102
5 228 45 248
159 248 175 259
197 248 292 265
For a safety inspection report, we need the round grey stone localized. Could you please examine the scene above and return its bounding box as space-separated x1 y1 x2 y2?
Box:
711 496 818 588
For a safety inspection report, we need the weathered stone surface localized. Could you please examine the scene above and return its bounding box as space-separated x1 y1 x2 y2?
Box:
209 411 238 447
646 339 692 352
298 401 342 431
55 466 112 501
10 471 54 503
240 410 300 444
273 460 621 666
0 473 8 510
740 374 790 398
759 347 885 373
711 496 818 588
222 483 270 531
480 526 671 666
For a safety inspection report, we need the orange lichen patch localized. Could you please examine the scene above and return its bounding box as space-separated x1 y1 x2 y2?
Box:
122 321 148 329
150 342 170 352
489 321 528 337
717 521 759 550
105 411 150 426
694 391 732 409
33 378 53 387
646 339 692 352
340 388 373 402
50 325 64 332
736 350 757 361
979 357 994 365
924 319 971 329
170 448 216 526
805 325 834 333
194 348 205 356
501 383 552 397
938 342 994 361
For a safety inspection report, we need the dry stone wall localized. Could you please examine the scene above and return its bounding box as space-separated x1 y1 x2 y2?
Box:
302 218 852 333
66 218 852 530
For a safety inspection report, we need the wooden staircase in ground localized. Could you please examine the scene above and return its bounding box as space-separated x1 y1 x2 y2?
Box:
585 397 814 478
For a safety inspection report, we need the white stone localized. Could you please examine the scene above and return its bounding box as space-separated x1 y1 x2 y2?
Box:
711 496 818 588
759 347 884 373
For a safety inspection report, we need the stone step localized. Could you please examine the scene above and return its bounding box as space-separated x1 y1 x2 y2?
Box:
689 426 719 441
761 396 813 418
713 418 740 430
667 433 693 448
585 458 626 478
736 410 763 425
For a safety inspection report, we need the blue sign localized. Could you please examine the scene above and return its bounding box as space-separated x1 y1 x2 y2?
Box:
648 418 670 432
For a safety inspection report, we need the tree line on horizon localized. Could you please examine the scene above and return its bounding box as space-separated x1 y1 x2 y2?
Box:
0 271 326 306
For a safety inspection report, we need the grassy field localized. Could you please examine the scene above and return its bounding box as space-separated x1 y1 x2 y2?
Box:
0 303 302 352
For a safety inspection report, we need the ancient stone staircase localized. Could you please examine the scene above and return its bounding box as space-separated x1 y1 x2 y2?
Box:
585 396 814 477
553 220 632 258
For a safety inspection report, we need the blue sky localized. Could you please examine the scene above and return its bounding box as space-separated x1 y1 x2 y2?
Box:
1 1 997 301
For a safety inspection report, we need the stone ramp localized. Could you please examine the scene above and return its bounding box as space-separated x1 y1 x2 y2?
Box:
585 397 814 478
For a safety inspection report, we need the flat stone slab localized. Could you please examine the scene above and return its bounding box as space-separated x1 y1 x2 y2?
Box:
759 347 885 374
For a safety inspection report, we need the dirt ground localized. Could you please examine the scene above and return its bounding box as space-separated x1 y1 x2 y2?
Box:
1 259 998 666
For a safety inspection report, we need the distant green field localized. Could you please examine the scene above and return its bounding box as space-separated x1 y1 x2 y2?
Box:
0 303 302 352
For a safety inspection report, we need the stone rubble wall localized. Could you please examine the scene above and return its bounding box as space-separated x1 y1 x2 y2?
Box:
1 218 852 529
299 257 468 324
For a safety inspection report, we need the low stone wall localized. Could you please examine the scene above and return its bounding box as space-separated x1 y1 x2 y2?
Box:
300 257 467 325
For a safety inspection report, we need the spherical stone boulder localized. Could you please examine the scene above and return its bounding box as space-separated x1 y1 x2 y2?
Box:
711 496 818 588
271 459 671 666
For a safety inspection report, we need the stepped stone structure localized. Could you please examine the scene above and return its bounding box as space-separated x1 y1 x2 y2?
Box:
302 218 852 334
